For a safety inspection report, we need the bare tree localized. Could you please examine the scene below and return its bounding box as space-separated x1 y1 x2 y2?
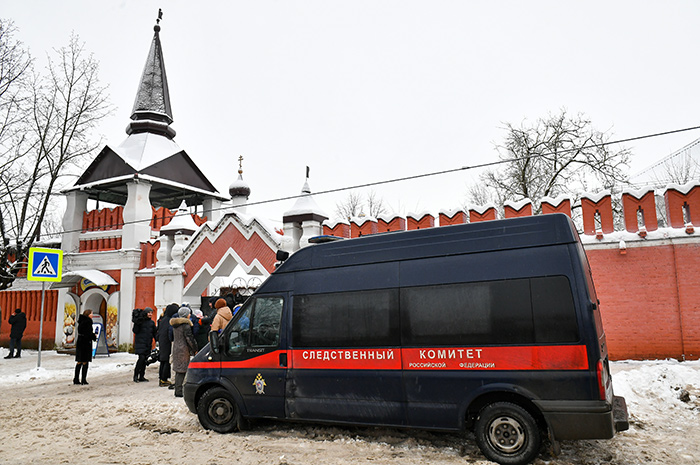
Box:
0 20 31 152
0 19 32 288
0 31 111 290
366 190 387 218
650 146 700 227
474 109 630 212
335 191 363 219
653 150 700 186
335 190 388 219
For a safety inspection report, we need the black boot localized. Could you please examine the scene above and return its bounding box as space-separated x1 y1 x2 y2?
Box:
3 353 12 359
81 363 89 385
73 364 81 385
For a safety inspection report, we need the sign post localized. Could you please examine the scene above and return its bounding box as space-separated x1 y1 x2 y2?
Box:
27 247 63 368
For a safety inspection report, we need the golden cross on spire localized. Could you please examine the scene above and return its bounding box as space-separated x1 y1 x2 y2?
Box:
238 155 244 174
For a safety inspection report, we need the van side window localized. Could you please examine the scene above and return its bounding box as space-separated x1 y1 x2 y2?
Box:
293 289 399 348
531 276 579 342
401 277 579 346
227 296 283 352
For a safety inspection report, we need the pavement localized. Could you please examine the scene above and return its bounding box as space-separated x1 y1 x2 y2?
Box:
0 347 136 385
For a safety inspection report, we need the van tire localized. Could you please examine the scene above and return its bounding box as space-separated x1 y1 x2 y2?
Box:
474 402 540 465
197 387 241 433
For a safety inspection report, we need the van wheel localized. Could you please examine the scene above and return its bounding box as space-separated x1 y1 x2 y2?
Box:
474 402 540 465
197 387 241 433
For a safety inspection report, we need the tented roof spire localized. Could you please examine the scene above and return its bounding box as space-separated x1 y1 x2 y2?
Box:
127 9 176 139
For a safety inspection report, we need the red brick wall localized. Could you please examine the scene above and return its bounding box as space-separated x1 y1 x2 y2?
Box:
0 290 59 349
673 242 700 358
134 276 155 311
184 223 277 287
586 242 699 360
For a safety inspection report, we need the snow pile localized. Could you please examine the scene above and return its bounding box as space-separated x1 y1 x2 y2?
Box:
612 359 700 424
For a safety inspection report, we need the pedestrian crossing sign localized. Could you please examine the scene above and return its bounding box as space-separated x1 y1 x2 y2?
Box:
27 247 63 282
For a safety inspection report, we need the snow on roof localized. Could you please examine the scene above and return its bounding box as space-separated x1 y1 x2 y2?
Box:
541 194 571 206
406 211 433 219
580 225 698 244
113 132 181 171
438 208 466 216
323 218 351 227
160 201 199 234
581 189 612 203
621 186 655 199
350 216 377 225
468 202 497 214
664 180 700 195
283 181 328 218
504 198 532 211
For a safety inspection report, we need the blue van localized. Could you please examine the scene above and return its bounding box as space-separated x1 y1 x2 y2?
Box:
184 213 628 465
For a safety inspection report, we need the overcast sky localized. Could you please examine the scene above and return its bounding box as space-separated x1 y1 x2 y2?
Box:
3 1 700 223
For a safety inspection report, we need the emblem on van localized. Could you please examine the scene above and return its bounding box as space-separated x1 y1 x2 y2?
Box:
253 373 267 395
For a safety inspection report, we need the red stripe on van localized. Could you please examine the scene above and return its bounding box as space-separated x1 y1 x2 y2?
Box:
292 348 401 370
402 345 588 371
189 351 285 370
188 345 588 371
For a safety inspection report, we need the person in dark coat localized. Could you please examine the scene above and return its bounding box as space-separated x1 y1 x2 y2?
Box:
5 308 27 359
132 307 157 383
171 306 197 397
156 303 179 387
73 309 97 385
192 308 213 350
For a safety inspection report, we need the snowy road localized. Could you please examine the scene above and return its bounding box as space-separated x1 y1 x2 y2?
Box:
0 350 698 464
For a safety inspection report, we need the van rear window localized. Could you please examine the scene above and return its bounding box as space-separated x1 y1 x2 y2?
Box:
402 276 579 346
293 289 400 348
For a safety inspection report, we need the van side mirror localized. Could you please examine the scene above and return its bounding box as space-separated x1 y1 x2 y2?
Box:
276 250 289 262
209 331 220 354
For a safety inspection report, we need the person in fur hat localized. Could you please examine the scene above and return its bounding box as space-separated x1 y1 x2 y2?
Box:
170 306 197 397
156 303 179 387
210 298 233 333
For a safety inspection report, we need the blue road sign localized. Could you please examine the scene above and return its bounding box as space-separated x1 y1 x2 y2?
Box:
27 247 63 282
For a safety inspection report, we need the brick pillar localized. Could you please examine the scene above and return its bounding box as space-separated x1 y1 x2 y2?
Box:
350 217 378 237
541 195 572 217
581 191 614 235
622 188 658 234
323 220 351 238
469 204 497 223
439 210 467 226
664 183 700 229
504 199 533 218
378 214 406 232
407 212 435 230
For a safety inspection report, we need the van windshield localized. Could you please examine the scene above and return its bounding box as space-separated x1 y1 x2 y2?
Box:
226 296 283 352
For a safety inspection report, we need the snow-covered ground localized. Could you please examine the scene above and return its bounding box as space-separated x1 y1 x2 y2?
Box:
0 348 698 464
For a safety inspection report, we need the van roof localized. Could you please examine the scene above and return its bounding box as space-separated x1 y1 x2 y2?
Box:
276 213 579 273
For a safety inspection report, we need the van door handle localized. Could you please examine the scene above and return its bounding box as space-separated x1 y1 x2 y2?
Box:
279 352 288 367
